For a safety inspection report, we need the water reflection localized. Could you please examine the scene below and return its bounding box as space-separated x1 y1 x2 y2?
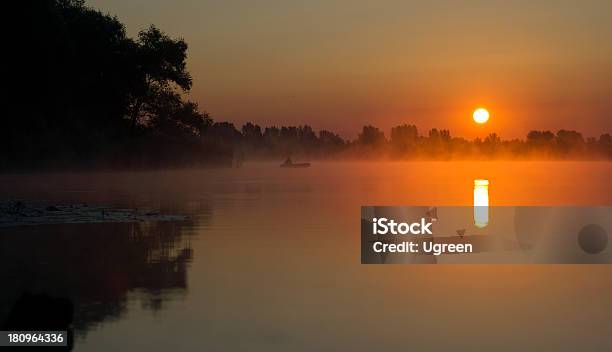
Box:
0 163 610 351
0 220 195 337
473 179 489 228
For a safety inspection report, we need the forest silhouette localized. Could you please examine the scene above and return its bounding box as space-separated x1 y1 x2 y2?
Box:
5 0 611 171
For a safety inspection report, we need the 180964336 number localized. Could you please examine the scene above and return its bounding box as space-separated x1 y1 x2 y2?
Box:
1 331 67 347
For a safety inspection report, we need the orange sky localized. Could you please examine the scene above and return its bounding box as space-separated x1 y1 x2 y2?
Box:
91 0 612 139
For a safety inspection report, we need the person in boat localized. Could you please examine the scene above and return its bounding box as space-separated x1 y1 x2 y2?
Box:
280 156 310 168
282 156 293 166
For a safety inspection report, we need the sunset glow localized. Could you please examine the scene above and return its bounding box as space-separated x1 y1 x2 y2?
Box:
7 0 612 351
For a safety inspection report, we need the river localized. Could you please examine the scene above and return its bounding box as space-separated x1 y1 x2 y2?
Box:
0 161 610 351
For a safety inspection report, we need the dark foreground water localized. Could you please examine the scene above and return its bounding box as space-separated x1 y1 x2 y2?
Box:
0 161 611 351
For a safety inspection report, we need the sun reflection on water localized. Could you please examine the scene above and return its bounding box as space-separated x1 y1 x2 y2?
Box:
474 179 489 228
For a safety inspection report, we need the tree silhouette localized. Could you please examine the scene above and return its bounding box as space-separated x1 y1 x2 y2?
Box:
4 0 219 169
128 26 193 132
390 124 418 155
556 129 585 156
358 125 386 146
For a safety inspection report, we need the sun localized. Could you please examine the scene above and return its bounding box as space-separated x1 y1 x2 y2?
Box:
473 108 489 124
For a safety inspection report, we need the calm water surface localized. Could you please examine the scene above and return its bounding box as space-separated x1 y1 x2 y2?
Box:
1 161 611 351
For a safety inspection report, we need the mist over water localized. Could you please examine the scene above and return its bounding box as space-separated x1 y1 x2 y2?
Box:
1 161 611 351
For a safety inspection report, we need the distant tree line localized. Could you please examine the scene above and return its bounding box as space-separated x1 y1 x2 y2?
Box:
346 125 612 160
3 0 610 170
201 122 612 160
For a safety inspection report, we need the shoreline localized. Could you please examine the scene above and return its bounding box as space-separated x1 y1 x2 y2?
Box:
0 201 187 228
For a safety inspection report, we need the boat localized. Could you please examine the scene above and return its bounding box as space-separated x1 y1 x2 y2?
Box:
280 157 310 168
280 162 310 168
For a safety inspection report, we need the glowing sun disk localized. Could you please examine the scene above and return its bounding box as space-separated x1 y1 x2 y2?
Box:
473 108 490 124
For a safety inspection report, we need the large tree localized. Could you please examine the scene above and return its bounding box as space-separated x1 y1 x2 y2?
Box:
5 0 212 168
127 26 193 132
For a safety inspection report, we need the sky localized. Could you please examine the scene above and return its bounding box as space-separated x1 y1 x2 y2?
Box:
89 0 612 139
